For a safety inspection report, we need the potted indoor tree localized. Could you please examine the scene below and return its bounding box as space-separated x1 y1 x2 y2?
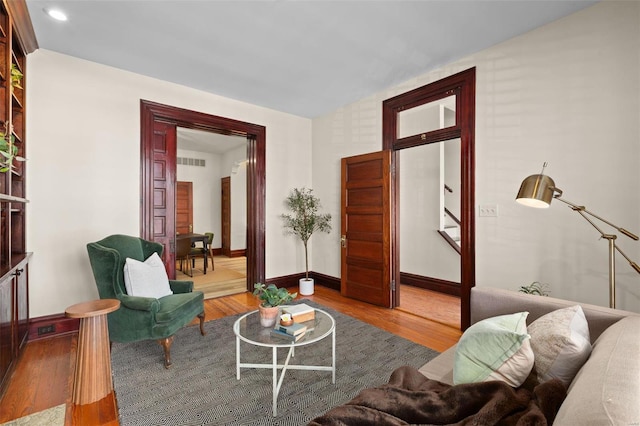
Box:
253 283 297 327
281 187 332 295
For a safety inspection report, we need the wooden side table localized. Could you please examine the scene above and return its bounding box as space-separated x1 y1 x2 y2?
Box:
65 299 120 405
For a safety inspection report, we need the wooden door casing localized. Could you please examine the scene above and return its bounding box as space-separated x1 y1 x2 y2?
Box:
176 181 193 235
341 150 392 307
145 120 177 275
221 176 231 257
140 100 266 287
383 67 475 329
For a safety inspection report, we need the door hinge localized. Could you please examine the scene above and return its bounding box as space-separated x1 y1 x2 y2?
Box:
391 279 396 291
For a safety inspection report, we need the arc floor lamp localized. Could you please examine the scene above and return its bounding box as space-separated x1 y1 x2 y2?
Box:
516 163 640 309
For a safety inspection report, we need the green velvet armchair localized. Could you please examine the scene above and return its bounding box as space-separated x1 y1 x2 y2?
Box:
86 234 206 368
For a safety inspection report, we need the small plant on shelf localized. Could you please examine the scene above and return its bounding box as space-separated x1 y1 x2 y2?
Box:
0 121 25 173
10 63 23 90
519 281 550 296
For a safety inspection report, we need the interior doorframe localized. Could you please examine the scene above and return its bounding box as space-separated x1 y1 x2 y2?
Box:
383 68 475 330
140 100 265 289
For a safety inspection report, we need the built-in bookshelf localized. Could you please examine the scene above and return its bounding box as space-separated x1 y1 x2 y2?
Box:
0 0 37 396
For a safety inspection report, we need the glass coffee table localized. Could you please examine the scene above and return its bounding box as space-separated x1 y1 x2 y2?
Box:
233 307 336 416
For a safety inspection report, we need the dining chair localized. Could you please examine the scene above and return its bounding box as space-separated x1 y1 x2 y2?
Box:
191 232 214 270
176 237 193 277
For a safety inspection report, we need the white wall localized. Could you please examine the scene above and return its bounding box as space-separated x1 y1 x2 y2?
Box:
398 98 460 282
24 1 640 316
176 148 222 247
26 49 312 317
312 1 640 311
400 143 460 282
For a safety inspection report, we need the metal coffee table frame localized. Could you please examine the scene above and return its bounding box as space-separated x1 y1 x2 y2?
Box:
233 308 336 416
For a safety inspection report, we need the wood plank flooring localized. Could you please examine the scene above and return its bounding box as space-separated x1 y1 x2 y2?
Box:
397 284 461 329
0 286 461 425
176 256 247 299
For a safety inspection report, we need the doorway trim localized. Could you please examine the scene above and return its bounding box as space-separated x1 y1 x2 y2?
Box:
383 68 475 329
140 100 265 289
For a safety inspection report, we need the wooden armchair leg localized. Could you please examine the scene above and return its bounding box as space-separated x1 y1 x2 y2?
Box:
158 336 174 369
198 312 206 335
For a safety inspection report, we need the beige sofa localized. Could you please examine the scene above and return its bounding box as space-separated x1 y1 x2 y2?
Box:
419 286 640 425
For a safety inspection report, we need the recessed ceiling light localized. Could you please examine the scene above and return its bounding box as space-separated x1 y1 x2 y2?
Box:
43 8 68 22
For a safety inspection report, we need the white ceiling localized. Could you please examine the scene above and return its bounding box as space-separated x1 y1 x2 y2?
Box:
26 0 597 119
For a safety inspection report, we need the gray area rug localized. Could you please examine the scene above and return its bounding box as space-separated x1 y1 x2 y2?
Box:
111 301 439 425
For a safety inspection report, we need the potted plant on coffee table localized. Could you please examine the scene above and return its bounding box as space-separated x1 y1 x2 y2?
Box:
253 283 297 327
281 187 332 296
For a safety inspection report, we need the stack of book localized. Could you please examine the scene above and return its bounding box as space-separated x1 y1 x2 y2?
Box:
270 321 307 342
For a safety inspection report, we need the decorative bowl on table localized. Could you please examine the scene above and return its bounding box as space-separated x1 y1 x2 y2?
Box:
279 314 294 327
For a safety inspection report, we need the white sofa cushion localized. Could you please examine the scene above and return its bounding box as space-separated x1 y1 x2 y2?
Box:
528 305 591 386
554 316 640 425
418 345 455 385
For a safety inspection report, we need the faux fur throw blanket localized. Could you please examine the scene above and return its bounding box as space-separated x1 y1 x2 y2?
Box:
309 366 566 426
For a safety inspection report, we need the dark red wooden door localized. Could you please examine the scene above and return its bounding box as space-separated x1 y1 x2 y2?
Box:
149 120 177 276
341 150 392 307
176 181 193 235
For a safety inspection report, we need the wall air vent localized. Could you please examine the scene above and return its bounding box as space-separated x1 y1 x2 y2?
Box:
177 157 206 167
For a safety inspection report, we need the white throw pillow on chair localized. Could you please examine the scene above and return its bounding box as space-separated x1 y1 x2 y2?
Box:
123 252 173 299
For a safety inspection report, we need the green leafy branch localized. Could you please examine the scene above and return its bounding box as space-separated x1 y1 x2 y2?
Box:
0 122 25 173
519 281 550 296
253 283 297 308
11 63 23 90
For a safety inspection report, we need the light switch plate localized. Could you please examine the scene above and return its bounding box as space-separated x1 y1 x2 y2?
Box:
479 204 498 217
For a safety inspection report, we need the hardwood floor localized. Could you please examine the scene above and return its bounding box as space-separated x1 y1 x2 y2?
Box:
397 284 461 329
176 256 247 299
0 286 461 425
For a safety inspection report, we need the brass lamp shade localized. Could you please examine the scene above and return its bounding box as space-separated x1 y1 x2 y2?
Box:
516 174 558 208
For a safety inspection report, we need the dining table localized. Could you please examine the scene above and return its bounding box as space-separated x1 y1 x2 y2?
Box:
176 232 208 274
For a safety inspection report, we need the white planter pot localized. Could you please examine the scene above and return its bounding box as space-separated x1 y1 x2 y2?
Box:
299 278 314 296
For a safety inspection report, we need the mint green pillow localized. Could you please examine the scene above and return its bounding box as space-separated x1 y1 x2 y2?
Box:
453 312 534 387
